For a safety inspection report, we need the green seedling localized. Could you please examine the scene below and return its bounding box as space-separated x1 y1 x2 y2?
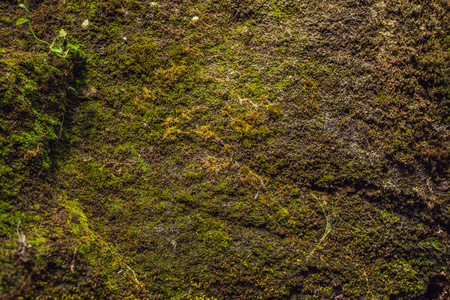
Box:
16 1 86 60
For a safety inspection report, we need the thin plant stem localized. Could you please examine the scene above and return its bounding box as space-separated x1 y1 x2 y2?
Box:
28 21 50 45
18 2 86 60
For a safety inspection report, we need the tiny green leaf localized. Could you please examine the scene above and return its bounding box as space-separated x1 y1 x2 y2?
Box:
50 46 63 53
16 18 29 25
18 3 29 12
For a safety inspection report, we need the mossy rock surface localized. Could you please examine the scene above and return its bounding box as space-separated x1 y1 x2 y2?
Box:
1 0 449 299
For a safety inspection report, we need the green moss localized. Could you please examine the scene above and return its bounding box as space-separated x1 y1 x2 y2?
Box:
1 0 450 299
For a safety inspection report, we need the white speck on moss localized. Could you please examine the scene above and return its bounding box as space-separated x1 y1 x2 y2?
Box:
150 2 158 6
192 16 199 21
82 19 89 28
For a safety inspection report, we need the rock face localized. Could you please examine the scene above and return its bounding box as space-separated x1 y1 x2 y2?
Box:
0 0 449 299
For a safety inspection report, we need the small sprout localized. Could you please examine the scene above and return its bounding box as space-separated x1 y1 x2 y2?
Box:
59 29 67 37
18 3 29 12
16 2 86 60
16 17 28 25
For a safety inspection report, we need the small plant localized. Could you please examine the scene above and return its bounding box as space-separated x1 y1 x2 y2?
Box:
16 1 86 60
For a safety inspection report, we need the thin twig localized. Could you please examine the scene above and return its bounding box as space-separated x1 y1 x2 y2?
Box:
70 248 78 273
16 220 21 245
307 194 333 261
126 265 140 285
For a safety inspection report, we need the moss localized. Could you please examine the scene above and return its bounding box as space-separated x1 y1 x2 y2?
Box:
1 0 450 299
0 52 72 199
